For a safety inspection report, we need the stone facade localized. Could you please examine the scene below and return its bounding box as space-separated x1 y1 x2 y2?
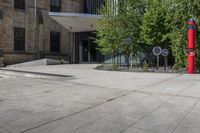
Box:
0 0 84 65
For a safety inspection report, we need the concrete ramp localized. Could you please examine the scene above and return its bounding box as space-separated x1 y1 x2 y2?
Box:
7 58 69 67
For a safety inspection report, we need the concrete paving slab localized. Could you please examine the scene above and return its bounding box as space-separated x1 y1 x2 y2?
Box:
0 65 200 133
123 127 153 133
172 101 200 133
120 95 172 120
72 119 127 133
2 65 179 91
0 128 11 133
179 82 200 98
23 113 102 133
173 126 200 133
139 75 198 96
132 97 199 133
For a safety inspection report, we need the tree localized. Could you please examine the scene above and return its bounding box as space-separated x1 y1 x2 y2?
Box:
141 0 200 70
95 0 120 64
141 0 170 49
96 0 200 70
95 0 146 66
166 0 200 69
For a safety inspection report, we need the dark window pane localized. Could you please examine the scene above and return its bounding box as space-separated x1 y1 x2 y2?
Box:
14 27 25 51
50 32 60 52
0 8 3 19
14 0 25 10
84 0 105 14
50 0 61 12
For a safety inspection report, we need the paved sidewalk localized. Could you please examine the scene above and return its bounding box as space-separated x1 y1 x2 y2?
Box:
0 64 200 133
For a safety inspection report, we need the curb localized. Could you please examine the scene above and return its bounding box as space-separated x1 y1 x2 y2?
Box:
0 69 73 79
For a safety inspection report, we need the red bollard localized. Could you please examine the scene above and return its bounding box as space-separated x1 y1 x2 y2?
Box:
188 18 196 74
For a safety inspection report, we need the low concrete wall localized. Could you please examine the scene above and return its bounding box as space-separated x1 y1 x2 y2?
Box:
3 54 34 66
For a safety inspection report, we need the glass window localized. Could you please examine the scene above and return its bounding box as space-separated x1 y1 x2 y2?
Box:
0 8 3 19
14 0 25 10
14 27 25 51
50 0 61 12
50 32 60 52
84 0 105 14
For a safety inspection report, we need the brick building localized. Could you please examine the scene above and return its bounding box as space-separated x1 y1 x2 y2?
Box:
0 0 104 65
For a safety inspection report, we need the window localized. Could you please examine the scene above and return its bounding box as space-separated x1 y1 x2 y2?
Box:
84 0 105 14
14 0 25 10
14 27 25 51
50 0 61 12
50 32 60 52
0 8 3 19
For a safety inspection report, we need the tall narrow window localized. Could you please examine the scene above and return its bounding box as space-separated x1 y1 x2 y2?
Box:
0 8 3 19
50 0 61 12
14 27 25 51
50 32 60 52
14 0 25 10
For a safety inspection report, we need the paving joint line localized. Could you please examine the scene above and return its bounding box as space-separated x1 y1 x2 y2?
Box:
174 80 200 95
120 78 198 133
19 101 106 133
19 74 181 133
70 91 153 133
136 90 200 99
18 90 137 133
171 98 200 133
120 95 174 133
136 74 182 91
136 75 200 100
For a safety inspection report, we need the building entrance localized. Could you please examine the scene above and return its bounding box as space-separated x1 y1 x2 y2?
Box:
75 32 101 63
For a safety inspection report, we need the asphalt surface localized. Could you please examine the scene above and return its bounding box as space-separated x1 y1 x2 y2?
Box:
0 64 200 133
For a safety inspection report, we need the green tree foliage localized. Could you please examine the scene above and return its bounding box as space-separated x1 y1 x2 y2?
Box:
116 0 146 56
95 0 119 63
95 0 146 64
141 0 200 69
96 0 200 70
166 0 200 69
141 0 170 48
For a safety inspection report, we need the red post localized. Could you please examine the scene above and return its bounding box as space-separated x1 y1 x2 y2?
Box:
188 18 196 74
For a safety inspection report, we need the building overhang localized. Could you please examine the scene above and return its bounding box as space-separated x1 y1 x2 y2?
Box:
49 12 101 32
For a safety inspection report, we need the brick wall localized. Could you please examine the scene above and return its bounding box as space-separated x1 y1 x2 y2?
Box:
0 0 85 65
